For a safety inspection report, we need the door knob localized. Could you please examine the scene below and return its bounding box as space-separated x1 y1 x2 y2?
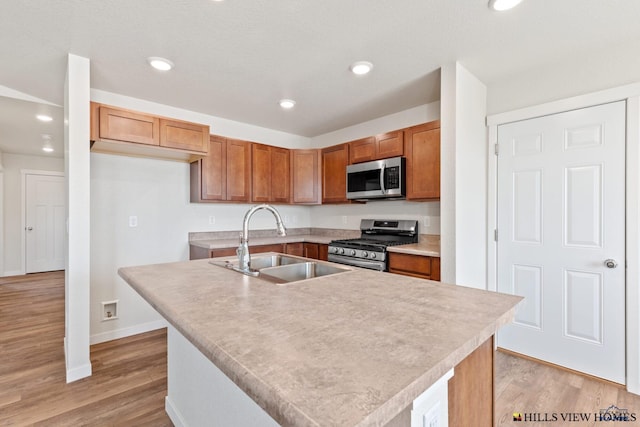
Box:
604 259 618 269
26 226 33 231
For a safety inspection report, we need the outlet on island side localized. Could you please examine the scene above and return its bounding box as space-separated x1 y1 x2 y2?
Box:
101 300 119 321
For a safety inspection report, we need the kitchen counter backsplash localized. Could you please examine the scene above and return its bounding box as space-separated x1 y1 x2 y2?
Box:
188 227 361 242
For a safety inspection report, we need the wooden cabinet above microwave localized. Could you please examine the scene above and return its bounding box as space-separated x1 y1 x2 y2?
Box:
90 102 209 162
348 130 404 164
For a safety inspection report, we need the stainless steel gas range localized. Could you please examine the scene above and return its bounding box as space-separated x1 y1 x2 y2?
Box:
328 219 418 271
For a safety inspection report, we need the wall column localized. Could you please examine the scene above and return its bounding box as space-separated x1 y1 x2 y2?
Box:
64 53 92 382
440 63 488 289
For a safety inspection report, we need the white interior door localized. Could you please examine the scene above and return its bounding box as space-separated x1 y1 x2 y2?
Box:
25 173 65 273
497 101 626 384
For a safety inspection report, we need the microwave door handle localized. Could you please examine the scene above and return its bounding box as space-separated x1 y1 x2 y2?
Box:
380 162 386 194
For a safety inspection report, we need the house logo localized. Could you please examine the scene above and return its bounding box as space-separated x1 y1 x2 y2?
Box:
513 412 523 421
598 405 636 422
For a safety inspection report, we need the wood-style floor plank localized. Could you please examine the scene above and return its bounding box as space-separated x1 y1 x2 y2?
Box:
495 349 640 426
0 271 172 426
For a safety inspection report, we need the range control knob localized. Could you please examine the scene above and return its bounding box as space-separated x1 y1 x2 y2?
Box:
350 250 356 256
362 251 368 257
371 253 376 259
339 248 345 255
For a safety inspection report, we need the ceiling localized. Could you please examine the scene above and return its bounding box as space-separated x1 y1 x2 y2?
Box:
0 96 63 158
1 0 640 156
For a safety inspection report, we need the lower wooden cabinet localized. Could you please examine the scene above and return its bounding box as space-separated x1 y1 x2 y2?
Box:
448 336 494 427
284 242 304 256
190 242 329 261
190 243 285 260
388 252 440 281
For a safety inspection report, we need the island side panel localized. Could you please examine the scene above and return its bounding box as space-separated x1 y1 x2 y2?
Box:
447 336 494 427
165 326 279 427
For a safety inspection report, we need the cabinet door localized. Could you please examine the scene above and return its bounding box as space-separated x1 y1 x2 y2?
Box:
285 242 304 256
252 143 272 202
159 119 209 153
226 139 252 202
292 149 321 204
322 143 349 203
348 137 376 164
303 243 319 259
405 121 440 200
196 135 226 201
376 130 404 159
271 147 290 203
318 244 329 261
99 106 159 146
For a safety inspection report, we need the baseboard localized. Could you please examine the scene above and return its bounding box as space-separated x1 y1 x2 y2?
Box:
66 361 92 383
2 270 25 277
90 319 168 345
165 396 187 427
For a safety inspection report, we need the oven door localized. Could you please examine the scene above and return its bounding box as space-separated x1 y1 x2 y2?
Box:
346 157 405 200
328 254 386 271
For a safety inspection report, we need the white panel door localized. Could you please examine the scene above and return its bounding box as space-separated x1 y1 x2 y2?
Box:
497 101 625 384
25 174 65 273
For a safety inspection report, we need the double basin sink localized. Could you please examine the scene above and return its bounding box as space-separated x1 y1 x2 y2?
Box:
211 253 350 284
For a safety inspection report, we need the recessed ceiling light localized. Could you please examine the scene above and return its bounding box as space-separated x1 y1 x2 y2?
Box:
489 0 523 11
279 99 296 109
36 114 53 122
350 61 373 76
147 57 174 71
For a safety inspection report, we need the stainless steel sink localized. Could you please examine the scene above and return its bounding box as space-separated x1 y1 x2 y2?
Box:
210 254 305 272
210 254 349 283
259 262 349 283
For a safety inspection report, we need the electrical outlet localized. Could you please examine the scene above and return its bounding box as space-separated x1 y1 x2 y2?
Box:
209 215 216 225
292 215 298 224
129 216 138 228
423 216 430 227
341 216 348 225
284 215 290 224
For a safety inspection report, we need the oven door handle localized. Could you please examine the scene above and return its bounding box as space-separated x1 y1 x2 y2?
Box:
328 254 386 271
380 162 386 194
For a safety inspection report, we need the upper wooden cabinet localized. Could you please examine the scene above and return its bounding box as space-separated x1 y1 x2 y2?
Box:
405 121 440 200
251 143 290 203
348 130 404 164
291 149 321 204
90 102 209 162
190 136 251 203
322 143 349 204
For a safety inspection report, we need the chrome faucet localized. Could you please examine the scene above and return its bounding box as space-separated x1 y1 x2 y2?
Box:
237 204 287 272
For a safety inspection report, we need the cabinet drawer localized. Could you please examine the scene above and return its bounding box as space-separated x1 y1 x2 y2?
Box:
388 253 440 281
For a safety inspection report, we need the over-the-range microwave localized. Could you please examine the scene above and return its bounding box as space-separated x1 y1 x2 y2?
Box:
346 156 406 200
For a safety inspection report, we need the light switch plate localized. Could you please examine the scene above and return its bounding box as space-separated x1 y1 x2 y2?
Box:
129 216 138 227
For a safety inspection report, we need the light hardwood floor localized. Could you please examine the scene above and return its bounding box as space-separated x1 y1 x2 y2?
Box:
0 271 172 426
2 271 639 426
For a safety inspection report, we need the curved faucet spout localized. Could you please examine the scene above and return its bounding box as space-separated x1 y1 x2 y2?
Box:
237 204 287 271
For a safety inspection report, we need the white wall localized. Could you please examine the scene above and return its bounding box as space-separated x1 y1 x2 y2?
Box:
309 102 442 235
440 63 488 289
89 91 313 344
1 153 64 276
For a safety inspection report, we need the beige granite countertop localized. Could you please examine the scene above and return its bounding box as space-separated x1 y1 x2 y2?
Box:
119 256 520 426
387 240 440 257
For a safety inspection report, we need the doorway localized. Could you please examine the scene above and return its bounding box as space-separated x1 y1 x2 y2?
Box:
496 101 626 384
23 171 65 273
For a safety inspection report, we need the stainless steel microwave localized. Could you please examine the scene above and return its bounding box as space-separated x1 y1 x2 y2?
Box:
346 156 406 200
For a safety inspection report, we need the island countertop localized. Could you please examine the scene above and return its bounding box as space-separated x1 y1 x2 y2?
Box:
118 256 520 426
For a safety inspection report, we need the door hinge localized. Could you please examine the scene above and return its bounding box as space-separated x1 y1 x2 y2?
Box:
494 144 499 156
494 229 498 241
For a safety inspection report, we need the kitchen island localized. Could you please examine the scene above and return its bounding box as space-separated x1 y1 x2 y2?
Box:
118 255 521 426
